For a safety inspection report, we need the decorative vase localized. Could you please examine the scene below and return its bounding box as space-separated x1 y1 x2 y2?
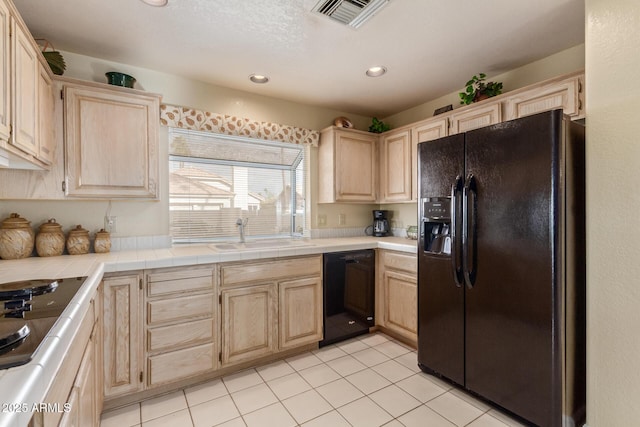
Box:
66 225 90 255
94 229 112 253
36 219 65 257
105 72 136 88
0 213 35 259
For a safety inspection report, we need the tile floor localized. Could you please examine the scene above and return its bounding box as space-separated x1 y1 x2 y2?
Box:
100 333 527 427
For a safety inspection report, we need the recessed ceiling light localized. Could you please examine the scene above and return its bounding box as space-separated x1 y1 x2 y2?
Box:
249 74 270 84
366 66 387 77
140 0 168 6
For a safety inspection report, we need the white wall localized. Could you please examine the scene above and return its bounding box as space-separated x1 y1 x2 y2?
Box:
585 1 640 424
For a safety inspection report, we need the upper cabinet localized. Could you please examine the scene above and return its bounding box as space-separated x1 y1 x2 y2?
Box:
318 127 378 203
379 128 411 203
503 73 584 121
0 0 54 169
449 100 502 134
0 0 10 144
61 78 161 198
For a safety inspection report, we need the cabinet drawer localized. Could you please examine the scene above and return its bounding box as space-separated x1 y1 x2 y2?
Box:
147 318 214 353
147 343 215 386
382 251 417 273
147 293 214 326
220 256 322 287
147 269 214 297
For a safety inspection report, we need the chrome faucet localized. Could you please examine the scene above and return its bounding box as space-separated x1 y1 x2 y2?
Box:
236 217 248 243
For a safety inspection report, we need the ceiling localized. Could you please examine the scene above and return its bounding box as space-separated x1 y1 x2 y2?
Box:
13 0 584 118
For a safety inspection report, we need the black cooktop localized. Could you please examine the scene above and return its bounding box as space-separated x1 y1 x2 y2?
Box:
0 277 86 370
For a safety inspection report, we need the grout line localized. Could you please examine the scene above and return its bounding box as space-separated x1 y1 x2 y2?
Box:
123 333 504 427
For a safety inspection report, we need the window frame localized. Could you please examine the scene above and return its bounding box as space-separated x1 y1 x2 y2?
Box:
168 128 307 244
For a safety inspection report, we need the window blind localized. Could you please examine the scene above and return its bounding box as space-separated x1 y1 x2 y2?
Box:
169 129 305 243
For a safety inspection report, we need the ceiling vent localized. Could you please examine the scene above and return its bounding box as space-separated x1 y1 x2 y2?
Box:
313 0 389 29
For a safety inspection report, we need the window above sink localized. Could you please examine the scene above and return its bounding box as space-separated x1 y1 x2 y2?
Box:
169 129 308 244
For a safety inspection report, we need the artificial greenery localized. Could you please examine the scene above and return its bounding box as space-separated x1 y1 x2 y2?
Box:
368 117 391 133
459 73 503 105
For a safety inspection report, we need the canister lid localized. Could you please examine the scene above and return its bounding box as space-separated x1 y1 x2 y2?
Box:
0 213 31 230
38 218 63 232
68 224 89 236
95 228 110 237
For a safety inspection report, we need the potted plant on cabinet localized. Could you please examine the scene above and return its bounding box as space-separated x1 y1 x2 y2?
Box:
459 73 503 105
368 117 391 133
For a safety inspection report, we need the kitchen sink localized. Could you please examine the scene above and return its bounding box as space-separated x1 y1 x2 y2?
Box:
209 239 314 251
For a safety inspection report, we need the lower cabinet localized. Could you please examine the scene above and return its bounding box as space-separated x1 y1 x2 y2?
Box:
221 283 277 366
376 250 418 345
279 276 323 350
40 285 102 427
219 255 323 368
145 266 217 387
101 256 323 405
103 274 143 398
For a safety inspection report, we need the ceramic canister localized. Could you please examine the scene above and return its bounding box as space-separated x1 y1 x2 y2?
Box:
0 213 35 259
66 225 90 255
36 218 65 257
94 229 111 253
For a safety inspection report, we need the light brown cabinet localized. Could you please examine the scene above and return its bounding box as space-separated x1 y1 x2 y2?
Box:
379 129 411 203
279 276 323 349
376 250 417 345
10 15 38 156
145 266 217 387
0 0 54 170
318 126 377 203
61 78 160 198
503 73 584 121
449 100 502 134
219 255 323 367
103 274 143 398
37 63 54 165
221 283 278 366
0 0 10 144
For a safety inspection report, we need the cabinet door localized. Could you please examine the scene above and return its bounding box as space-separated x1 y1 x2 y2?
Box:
10 17 38 156
37 64 54 164
103 275 143 397
383 270 417 342
503 74 583 121
411 118 448 200
76 332 97 427
335 131 377 202
279 277 323 349
449 101 501 134
380 129 411 202
0 1 9 143
221 284 277 366
64 85 159 198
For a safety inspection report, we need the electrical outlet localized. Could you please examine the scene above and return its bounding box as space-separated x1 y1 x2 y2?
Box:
338 213 346 226
317 214 327 226
105 216 117 233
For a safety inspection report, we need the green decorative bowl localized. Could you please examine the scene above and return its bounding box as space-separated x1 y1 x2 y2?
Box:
105 72 136 88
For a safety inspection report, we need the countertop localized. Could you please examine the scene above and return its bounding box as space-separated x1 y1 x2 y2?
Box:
0 236 416 427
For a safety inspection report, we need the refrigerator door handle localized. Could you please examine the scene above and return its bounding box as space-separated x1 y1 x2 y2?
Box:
463 174 478 289
450 175 464 287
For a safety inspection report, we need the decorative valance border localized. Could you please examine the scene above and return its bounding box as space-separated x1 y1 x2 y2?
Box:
160 104 319 146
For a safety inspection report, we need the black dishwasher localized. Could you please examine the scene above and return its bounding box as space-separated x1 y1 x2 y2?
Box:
320 250 375 347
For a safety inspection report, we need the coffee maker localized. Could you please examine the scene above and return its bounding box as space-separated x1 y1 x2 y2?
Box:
373 210 390 237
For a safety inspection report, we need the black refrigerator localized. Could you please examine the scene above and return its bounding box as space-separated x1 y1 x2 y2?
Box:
417 109 585 427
